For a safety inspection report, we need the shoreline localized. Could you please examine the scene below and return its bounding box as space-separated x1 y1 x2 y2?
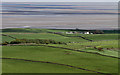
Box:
1 27 119 30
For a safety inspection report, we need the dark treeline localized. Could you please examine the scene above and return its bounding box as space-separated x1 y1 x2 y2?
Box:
69 29 119 34
1 28 119 34
2 39 66 45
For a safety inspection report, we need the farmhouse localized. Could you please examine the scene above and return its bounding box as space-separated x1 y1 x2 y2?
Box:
65 31 93 34
66 32 74 34
84 32 90 34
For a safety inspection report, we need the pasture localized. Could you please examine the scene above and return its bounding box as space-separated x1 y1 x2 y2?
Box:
1 28 119 74
2 46 118 73
5 33 87 43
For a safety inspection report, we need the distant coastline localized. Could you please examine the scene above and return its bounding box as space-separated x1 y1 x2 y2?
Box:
2 26 119 30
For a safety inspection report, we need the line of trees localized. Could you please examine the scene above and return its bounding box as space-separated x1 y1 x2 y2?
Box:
2 39 67 45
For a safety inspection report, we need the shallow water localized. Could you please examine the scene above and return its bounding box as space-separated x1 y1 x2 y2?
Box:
1 2 118 30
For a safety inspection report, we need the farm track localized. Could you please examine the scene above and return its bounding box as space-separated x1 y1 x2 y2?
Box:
1 57 111 75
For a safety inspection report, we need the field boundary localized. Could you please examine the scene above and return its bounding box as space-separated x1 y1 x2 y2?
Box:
1 57 111 75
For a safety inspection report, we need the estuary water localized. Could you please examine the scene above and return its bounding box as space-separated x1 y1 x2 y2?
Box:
1 2 118 30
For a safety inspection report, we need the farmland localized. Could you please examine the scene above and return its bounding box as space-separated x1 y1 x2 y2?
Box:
1 28 119 74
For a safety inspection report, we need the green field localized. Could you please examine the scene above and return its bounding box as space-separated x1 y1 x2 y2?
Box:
67 34 118 40
2 46 118 73
2 36 14 43
3 59 92 73
5 33 87 43
1 28 119 74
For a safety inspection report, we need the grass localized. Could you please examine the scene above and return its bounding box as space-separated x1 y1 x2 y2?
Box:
1 28 119 73
3 59 92 73
6 33 87 43
47 40 118 57
1 36 14 43
48 44 118 57
49 40 118 49
65 34 118 41
2 46 118 73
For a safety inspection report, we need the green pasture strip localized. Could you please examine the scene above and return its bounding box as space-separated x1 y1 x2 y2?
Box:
2 36 14 43
2 28 66 33
82 34 118 41
2 46 118 73
49 40 118 49
72 40 118 48
47 40 118 57
2 28 118 42
2 28 42 33
45 29 69 32
47 44 118 58
0 36 1 43
64 34 118 41
3 59 92 73
6 33 87 43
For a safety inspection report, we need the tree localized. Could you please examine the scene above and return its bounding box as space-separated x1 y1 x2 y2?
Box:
94 30 104 34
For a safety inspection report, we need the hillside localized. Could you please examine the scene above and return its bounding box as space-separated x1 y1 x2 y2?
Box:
1 28 119 74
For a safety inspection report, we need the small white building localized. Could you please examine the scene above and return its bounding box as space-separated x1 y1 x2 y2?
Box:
90 33 93 34
84 32 90 34
66 32 73 34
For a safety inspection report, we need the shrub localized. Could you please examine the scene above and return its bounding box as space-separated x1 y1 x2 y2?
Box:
94 46 104 51
97 47 103 51
2 41 9 45
10 41 21 44
9 39 66 45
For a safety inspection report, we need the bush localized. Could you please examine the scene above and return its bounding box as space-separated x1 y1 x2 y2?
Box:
9 39 66 45
10 41 21 44
97 47 103 51
2 41 9 45
94 46 104 51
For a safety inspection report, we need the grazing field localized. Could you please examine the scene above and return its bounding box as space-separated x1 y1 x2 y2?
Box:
48 40 118 57
2 36 14 43
2 46 118 73
64 34 118 41
1 28 119 74
5 33 87 43
3 59 92 73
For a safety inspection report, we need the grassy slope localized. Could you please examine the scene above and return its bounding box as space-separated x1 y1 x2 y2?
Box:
81 34 118 41
3 59 91 73
2 46 118 73
2 28 119 73
2 28 119 57
6 33 87 43
2 36 14 43
64 34 118 41
1 28 119 57
2 28 69 33
0 36 14 43
2 28 118 42
48 39 118 57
